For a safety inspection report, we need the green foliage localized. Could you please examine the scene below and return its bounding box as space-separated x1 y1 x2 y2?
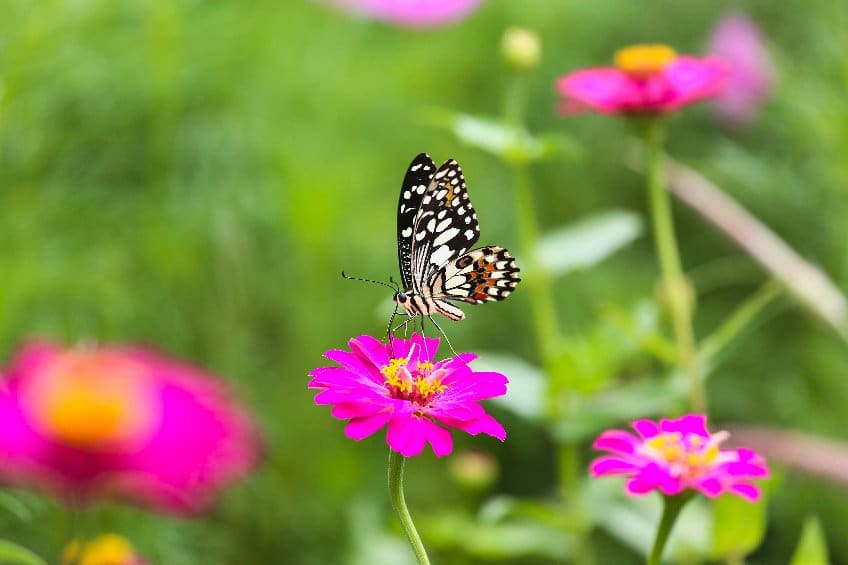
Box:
0 0 846 563
0 541 45 565
790 517 830 565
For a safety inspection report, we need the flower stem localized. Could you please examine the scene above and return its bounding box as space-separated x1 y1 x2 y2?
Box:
643 119 705 413
647 493 692 565
387 450 431 565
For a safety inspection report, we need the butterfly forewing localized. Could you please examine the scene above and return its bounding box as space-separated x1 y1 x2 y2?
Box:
397 153 436 289
409 159 480 291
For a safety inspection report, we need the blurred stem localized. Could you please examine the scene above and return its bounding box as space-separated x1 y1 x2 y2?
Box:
647 493 692 565
503 72 527 128
643 119 705 414
504 70 585 562
699 280 783 365
511 164 561 363
387 450 430 565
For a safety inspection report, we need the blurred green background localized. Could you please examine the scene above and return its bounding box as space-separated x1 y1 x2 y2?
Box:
0 0 847 563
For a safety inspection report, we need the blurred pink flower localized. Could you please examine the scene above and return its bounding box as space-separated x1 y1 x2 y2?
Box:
0 341 260 515
708 13 775 127
556 44 728 115
591 414 769 501
325 0 482 28
309 333 506 457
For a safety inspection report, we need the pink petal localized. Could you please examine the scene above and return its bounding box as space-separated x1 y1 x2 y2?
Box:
345 411 392 440
328 0 483 29
663 56 728 108
424 420 453 457
661 414 709 437
589 456 640 477
694 477 724 498
593 429 640 455
631 419 660 439
387 416 428 457
556 68 633 114
726 482 761 501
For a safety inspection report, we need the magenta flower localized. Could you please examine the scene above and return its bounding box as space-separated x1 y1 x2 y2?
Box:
324 0 482 28
591 414 769 501
0 341 260 515
556 44 728 115
309 333 506 457
708 13 775 127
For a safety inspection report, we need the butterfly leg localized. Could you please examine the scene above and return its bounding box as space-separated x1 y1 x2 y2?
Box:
427 315 458 357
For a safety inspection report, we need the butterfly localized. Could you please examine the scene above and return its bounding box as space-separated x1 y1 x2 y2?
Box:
392 153 521 326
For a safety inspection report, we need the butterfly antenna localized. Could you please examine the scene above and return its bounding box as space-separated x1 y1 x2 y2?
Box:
428 315 458 357
341 271 398 291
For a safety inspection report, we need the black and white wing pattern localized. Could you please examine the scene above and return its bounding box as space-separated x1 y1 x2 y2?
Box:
393 153 520 322
408 159 479 292
397 153 436 289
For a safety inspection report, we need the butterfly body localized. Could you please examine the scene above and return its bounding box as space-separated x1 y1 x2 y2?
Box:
394 153 520 323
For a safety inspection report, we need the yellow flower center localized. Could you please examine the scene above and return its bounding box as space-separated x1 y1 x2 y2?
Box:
642 431 725 480
614 44 678 77
24 351 159 450
381 353 446 406
62 534 138 565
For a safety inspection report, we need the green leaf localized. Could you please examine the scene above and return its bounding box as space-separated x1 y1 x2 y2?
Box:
549 378 684 442
423 509 575 560
473 352 544 421
711 494 768 560
0 540 46 565
790 516 829 565
538 210 643 277
589 483 711 561
422 109 579 164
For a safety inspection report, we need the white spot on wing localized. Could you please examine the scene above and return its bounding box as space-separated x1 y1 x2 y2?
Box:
434 227 460 246
464 229 475 239
401 227 413 238
429 245 453 266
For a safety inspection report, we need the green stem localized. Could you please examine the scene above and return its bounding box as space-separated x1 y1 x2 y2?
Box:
643 120 705 413
647 494 692 565
512 164 561 362
387 450 430 565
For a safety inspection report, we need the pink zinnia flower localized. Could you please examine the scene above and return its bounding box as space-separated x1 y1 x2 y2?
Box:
308 334 506 457
556 44 728 115
324 0 482 28
591 414 769 501
0 341 260 515
708 13 775 127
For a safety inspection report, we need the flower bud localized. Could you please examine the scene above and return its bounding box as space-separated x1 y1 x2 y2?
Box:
449 450 498 492
501 27 541 72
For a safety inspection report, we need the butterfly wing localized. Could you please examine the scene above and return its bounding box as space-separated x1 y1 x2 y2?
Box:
408 159 480 292
430 246 521 307
397 153 437 289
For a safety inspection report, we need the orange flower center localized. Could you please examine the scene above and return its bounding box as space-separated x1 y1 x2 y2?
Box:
381 352 446 406
641 431 727 480
614 44 678 77
24 351 159 450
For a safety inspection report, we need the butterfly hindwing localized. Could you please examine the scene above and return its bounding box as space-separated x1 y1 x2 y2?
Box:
397 153 437 289
409 159 480 291
430 246 521 305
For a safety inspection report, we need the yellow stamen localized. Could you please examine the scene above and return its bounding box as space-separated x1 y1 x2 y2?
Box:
25 352 157 450
614 44 677 77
